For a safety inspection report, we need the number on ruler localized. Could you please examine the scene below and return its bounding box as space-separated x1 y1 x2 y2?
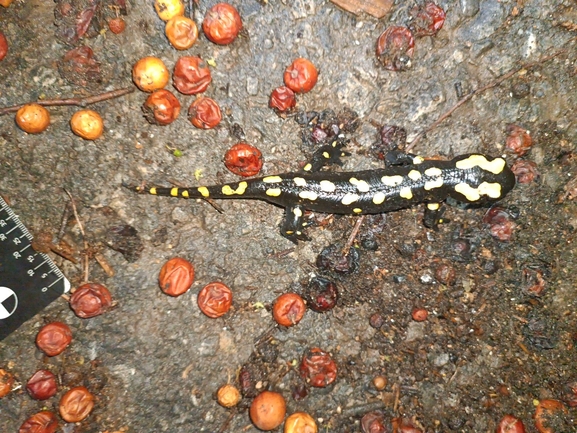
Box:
13 251 21 259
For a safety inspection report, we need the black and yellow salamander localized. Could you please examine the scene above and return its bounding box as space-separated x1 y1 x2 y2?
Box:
128 147 515 243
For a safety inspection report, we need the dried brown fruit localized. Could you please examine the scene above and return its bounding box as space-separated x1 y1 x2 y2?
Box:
250 390 286 431
70 109 103 140
284 411 318 433
224 143 263 177
188 97 222 129
272 293 306 327
496 414 526 433
59 386 95 423
269 86 297 113
108 17 126 34
15 104 50 134
18 411 58 433
0 369 14 398
158 257 195 297
132 56 170 92
173 56 212 95
217 384 241 408
299 347 337 388
155 0 184 22
376 26 415 71
143 89 181 125
284 58 318 94
70 283 113 318
36 322 72 356
0 30 8 60
165 15 198 50
26 370 58 400
202 3 242 45
198 282 232 318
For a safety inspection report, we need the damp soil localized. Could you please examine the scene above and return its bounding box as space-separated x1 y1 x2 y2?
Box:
1 1 577 432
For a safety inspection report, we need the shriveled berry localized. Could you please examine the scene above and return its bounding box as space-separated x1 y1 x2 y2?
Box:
284 412 318 433
173 56 211 95
36 322 72 356
316 244 359 274
59 386 95 423
411 307 428 322
269 86 297 113
303 276 338 312
409 2 446 37
273 293 306 327
369 313 385 329
361 411 386 433
511 159 539 184
26 370 57 400
0 30 8 61
143 89 181 125
224 143 263 177
108 17 126 34
506 124 532 156
159 257 195 297
15 104 50 134
18 411 58 433
217 384 241 408
69 283 113 318
198 282 232 318
496 414 526 433
372 125 407 159
483 207 516 242
521 267 546 297
372 376 387 391
392 417 423 433
132 56 170 92
188 97 221 129
202 3 242 45
0 368 14 398
284 58 318 93
534 399 567 433
299 347 337 388
165 15 198 50
291 383 308 402
434 263 456 285
376 26 415 71
249 390 286 431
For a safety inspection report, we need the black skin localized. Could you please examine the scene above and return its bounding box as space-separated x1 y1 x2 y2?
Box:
128 140 516 243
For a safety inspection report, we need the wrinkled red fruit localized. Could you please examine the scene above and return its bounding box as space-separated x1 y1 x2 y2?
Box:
272 293 306 327
59 386 95 423
0 31 8 61
224 143 263 177
411 307 428 322
36 322 72 356
108 17 126 34
188 97 222 129
521 267 546 297
496 414 526 433
299 347 337 388
361 410 387 433
173 56 212 95
534 399 567 433
0 368 14 398
26 370 58 400
511 159 539 184
483 207 516 242
198 282 233 318
69 283 113 318
391 417 423 433
304 276 338 312
376 26 415 71
284 58 318 93
202 3 242 45
409 2 446 37
143 89 181 125
18 411 58 433
158 257 195 297
372 125 407 160
506 124 533 156
269 86 296 113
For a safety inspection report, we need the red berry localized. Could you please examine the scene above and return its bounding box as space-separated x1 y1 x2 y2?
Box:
108 17 126 34
496 414 526 433
143 89 181 126
198 282 233 318
409 2 446 37
202 3 242 45
158 257 195 297
188 97 222 129
173 56 212 95
269 86 296 113
272 293 306 327
69 283 113 318
36 322 72 356
224 143 263 177
299 347 337 388
18 411 58 433
26 370 58 400
376 26 415 71
284 58 318 93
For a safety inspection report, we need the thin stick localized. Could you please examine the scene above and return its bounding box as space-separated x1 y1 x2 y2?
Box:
0 87 135 116
406 44 572 152
63 189 90 283
343 215 365 255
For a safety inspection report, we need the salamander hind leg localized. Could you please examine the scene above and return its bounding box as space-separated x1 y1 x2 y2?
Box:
304 139 350 172
281 205 310 244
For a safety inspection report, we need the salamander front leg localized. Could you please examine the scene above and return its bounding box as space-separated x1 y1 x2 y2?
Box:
304 140 350 172
423 203 447 230
280 205 310 244
384 150 423 167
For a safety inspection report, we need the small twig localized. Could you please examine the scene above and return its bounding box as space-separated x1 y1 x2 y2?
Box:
343 215 365 255
340 401 386 418
406 42 574 152
57 201 73 242
217 411 236 433
64 189 90 283
0 87 135 116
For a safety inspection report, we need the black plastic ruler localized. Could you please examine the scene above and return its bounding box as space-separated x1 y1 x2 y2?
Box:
0 196 70 340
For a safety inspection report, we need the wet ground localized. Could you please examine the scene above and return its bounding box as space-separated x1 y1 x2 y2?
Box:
1 0 577 432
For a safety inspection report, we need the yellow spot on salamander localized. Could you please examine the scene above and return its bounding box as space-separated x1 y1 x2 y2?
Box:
478 182 502 198
400 187 413 200
198 187 210 197
263 176 283 183
293 207 303 217
293 177 307 187
413 156 425 164
299 190 318 201
341 193 359 205
454 183 480 201
424 167 443 177
455 154 506 174
353 208 362 213
170 187 179 197
349 177 370 192
372 192 386 205
323 151 330 159
408 170 422 181
266 188 282 197
222 181 248 196
285 230 294 235
381 175 404 186
424 178 444 190
149 187 157 195
181 190 189 198
303 164 312 172
320 180 336 192
427 203 440 211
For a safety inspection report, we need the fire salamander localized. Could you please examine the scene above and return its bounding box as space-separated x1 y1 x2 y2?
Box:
128 144 515 243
